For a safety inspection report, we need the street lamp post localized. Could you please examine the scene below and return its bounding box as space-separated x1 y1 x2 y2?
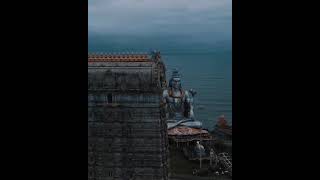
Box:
200 147 202 169
196 141 203 169
210 149 214 167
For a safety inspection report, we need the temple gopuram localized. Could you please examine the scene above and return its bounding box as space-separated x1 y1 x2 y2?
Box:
88 51 169 180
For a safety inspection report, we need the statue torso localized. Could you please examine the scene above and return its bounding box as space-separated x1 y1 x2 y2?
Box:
163 88 186 120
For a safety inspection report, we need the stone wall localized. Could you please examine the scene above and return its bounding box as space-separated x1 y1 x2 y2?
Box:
88 54 168 180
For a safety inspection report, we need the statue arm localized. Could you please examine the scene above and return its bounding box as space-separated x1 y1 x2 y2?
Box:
162 90 169 119
185 91 195 119
189 104 195 119
190 106 195 119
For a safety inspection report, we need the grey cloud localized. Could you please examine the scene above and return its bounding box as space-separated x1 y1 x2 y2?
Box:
89 0 231 34
89 0 232 52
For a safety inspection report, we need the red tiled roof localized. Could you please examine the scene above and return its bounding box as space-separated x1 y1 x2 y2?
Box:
168 126 209 136
88 53 150 62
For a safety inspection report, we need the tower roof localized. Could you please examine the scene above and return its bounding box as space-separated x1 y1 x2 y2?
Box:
88 53 151 62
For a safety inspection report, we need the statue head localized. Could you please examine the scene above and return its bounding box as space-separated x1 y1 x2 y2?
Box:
169 69 182 90
171 77 181 90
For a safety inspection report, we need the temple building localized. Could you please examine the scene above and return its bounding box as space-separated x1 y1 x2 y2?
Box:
88 52 169 180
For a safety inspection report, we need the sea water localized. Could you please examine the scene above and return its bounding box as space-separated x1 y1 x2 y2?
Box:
89 34 232 131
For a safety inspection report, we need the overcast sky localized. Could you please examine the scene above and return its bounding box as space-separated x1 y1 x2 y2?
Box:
89 0 232 51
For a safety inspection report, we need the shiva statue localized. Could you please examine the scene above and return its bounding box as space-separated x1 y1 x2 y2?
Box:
162 69 202 129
